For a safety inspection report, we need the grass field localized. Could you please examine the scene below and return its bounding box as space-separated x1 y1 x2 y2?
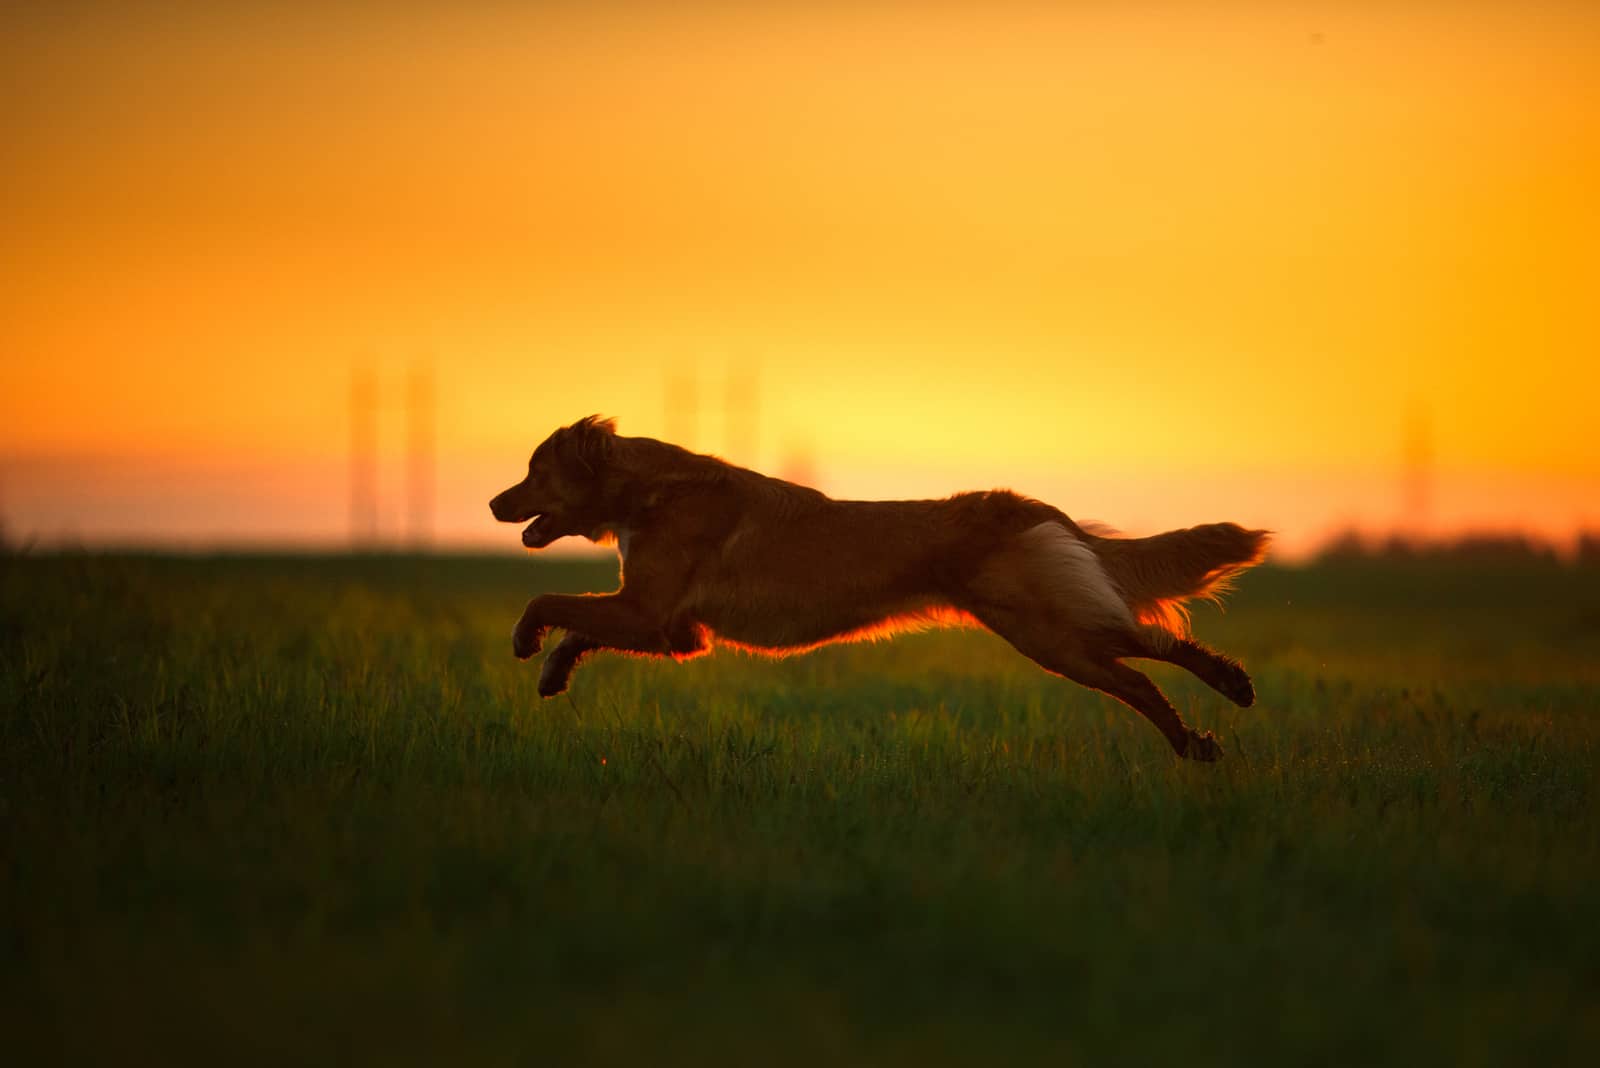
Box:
2 551 1597 1065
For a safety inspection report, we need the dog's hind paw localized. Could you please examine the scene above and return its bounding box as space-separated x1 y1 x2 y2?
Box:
1181 730 1224 762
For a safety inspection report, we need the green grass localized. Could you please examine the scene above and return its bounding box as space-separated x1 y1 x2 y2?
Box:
2 552 1597 1065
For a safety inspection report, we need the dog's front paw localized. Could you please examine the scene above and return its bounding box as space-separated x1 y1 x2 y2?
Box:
1181 730 1224 762
512 622 545 661
537 658 573 698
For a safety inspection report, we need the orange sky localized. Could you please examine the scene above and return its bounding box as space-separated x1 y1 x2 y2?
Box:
2 1 1597 557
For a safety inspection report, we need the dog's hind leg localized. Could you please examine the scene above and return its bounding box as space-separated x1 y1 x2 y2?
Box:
964 598 1221 759
1130 633 1255 709
1067 657 1223 761
994 624 1221 760
960 522 1221 759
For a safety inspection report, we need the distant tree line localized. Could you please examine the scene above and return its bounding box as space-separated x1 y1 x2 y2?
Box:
1317 530 1600 567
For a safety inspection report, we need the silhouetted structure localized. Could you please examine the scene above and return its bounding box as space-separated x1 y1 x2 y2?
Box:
724 366 759 465
1401 400 1433 537
665 368 698 450
664 363 761 462
406 361 436 549
349 365 379 547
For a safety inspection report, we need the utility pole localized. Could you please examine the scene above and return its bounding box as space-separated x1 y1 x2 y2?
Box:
665 366 698 449
406 360 435 549
725 364 759 465
1401 399 1433 539
349 364 379 548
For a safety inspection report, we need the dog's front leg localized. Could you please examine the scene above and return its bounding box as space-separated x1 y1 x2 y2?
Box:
537 633 600 696
513 593 676 661
536 624 710 696
512 598 549 660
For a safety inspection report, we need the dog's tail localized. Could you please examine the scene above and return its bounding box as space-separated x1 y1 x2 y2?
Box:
1085 522 1270 637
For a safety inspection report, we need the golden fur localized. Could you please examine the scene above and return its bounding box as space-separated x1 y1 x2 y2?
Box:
490 416 1269 760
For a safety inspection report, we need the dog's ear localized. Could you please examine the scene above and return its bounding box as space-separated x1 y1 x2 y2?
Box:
557 415 617 476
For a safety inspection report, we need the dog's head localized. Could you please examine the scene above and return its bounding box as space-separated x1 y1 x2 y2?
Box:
490 415 618 548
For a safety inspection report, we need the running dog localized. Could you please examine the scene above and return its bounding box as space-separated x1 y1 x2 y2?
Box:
490 416 1268 760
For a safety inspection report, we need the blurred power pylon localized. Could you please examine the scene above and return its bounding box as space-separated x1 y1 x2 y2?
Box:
665 367 698 449
349 364 380 547
724 365 759 465
1402 399 1433 536
665 363 762 465
406 361 436 549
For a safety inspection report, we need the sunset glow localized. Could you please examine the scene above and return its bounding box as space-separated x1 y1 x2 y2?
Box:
3 1 1597 558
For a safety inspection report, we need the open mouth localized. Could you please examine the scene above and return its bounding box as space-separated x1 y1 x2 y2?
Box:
521 514 561 549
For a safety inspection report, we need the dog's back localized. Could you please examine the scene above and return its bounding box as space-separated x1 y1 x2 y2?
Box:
674 489 1056 652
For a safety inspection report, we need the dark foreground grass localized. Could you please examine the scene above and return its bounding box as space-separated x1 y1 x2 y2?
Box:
2 551 1597 1065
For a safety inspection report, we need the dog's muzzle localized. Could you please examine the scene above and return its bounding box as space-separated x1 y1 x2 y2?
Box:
489 490 534 524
